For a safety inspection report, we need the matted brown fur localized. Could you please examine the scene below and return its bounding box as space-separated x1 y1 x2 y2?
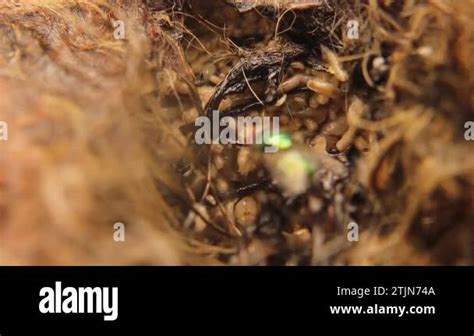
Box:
0 0 196 264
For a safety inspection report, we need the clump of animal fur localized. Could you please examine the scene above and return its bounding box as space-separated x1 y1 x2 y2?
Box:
0 0 200 265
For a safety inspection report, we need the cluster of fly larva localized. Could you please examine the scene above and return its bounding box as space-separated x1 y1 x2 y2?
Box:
168 15 373 244
270 44 367 154
178 43 369 239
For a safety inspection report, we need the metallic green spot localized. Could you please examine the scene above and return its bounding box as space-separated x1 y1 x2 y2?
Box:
266 132 293 150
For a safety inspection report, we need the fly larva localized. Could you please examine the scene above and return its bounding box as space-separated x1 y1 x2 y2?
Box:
320 45 349 82
321 116 348 137
307 78 341 98
192 203 209 233
290 61 306 72
201 63 216 83
354 136 369 152
346 96 367 125
213 154 225 170
234 196 259 227
274 94 287 107
293 95 307 105
316 94 330 105
278 74 312 93
237 146 258 176
336 126 357 152
216 178 230 194
304 118 318 132
336 97 367 152
279 71 341 102
205 194 217 206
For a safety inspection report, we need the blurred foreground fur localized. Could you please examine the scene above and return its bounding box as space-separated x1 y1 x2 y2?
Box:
0 0 473 265
0 0 201 264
